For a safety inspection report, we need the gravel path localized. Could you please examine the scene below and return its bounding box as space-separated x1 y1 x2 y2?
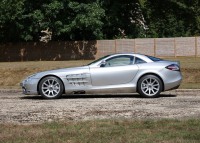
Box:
0 89 200 124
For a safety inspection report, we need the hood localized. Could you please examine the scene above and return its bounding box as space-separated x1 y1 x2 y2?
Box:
34 66 89 78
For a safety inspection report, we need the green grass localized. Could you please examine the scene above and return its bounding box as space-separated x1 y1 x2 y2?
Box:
1 119 200 143
0 57 200 89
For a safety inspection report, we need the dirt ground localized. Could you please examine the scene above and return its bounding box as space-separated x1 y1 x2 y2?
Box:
0 89 200 124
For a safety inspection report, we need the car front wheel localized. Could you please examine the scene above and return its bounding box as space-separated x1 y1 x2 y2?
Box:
138 75 163 98
39 76 64 99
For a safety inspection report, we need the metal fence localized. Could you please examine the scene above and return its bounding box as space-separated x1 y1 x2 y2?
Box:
0 37 199 62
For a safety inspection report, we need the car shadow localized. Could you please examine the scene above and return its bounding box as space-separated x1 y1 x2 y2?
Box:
20 93 177 100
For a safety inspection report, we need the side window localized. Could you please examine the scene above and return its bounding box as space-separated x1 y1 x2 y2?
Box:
135 57 146 64
104 55 133 67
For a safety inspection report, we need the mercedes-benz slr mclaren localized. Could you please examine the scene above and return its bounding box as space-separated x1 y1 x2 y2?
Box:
20 53 182 99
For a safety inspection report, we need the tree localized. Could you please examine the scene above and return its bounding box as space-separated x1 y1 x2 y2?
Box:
0 0 199 42
0 0 25 42
143 0 200 37
101 0 147 39
183 0 200 36
0 0 105 42
55 1 105 40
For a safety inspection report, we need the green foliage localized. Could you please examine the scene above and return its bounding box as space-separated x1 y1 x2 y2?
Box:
0 0 105 42
58 1 105 40
0 0 199 42
102 0 147 39
143 0 200 38
0 0 25 42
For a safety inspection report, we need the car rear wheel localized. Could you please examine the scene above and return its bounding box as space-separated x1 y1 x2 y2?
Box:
138 75 162 98
39 76 64 99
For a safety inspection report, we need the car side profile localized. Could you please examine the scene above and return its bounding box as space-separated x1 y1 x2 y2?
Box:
20 53 182 99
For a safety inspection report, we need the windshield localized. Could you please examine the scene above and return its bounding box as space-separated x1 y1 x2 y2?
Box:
146 55 162 62
87 55 111 65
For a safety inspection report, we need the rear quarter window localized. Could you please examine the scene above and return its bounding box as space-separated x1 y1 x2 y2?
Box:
135 57 146 64
147 55 162 62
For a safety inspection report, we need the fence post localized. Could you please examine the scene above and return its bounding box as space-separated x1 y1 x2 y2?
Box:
115 39 117 53
134 39 137 53
174 38 177 58
195 37 197 58
154 38 156 56
96 40 99 59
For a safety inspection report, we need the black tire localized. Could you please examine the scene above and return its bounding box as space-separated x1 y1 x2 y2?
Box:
39 76 64 99
138 75 163 98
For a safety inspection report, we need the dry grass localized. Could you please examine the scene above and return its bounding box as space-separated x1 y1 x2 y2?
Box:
0 119 200 143
164 57 200 89
0 57 200 89
0 58 200 143
0 60 91 88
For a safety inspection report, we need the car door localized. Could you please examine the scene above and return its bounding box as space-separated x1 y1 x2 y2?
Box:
89 55 139 86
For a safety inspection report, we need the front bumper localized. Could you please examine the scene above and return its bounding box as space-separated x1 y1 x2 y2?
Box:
20 78 39 95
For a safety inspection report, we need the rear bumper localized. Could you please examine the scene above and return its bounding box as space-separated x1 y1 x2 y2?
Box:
165 83 181 91
164 75 182 91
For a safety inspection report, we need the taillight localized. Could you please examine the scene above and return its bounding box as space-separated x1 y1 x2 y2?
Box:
165 64 180 71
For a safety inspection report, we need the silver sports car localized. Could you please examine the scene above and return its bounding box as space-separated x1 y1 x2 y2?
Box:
20 53 182 99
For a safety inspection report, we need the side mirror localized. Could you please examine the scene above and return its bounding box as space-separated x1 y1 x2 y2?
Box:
100 61 106 67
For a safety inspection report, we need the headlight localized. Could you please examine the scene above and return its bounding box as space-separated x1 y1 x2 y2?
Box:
25 74 37 82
